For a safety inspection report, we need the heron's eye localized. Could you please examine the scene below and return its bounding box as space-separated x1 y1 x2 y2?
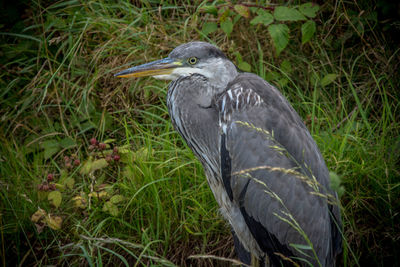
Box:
188 57 198 65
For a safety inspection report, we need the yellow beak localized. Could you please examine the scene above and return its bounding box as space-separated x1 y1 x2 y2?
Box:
115 58 183 78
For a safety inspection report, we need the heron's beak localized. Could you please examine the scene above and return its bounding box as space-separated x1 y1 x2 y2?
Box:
114 57 183 78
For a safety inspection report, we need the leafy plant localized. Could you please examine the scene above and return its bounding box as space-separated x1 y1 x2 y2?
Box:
30 137 129 234
200 2 320 56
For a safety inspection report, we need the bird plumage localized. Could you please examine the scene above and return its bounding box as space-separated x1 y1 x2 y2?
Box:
217 74 341 266
116 41 342 266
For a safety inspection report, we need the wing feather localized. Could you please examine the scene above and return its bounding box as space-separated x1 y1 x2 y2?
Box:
217 74 341 266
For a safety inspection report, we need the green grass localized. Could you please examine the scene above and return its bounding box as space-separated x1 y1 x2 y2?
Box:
1 0 399 266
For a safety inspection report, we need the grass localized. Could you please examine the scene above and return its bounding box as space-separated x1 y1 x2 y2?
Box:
1 0 399 266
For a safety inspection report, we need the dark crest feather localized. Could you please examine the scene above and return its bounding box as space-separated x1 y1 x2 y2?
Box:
169 41 227 60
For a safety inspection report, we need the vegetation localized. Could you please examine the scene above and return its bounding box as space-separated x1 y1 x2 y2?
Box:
1 0 399 266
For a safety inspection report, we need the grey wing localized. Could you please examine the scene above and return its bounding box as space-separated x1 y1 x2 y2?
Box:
217 79 341 266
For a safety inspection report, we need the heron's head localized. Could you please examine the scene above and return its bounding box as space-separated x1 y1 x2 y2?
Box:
115 42 238 90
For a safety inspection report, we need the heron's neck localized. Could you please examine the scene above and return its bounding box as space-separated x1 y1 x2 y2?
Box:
204 58 238 94
166 74 220 166
168 74 214 108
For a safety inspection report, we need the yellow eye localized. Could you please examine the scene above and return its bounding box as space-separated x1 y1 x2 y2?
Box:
188 57 198 65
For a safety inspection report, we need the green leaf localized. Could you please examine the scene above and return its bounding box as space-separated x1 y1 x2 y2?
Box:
280 60 292 73
121 150 134 164
41 140 60 160
123 166 135 180
274 6 306 21
330 171 345 197
277 78 289 87
92 110 112 131
234 5 250 18
320 74 338 87
221 18 233 36
59 137 76 148
250 11 273 26
301 20 316 44
330 171 341 189
219 8 230 19
79 121 95 132
238 61 251 72
44 147 60 160
48 191 62 208
90 159 108 172
110 194 125 204
89 190 108 199
268 24 290 56
299 3 319 18
73 195 87 209
200 4 218 16
31 208 46 223
103 201 119 216
266 71 280 81
63 177 75 189
202 22 218 35
45 214 62 230
134 147 153 161
60 169 68 180
80 157 93 175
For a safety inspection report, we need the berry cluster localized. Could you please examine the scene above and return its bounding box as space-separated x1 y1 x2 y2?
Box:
88 137 105 151
37 174 57 191
107 146 120 162
64 155 80 169
88 137 120 162
36 137 121 193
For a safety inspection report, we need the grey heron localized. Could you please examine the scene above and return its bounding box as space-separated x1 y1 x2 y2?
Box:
115 42 342 266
